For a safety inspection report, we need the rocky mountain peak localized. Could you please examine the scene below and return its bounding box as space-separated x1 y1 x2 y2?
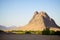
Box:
39 11 50 19
33 11 50 19
34 11 38 15
19 11 60 31
33 11 38 17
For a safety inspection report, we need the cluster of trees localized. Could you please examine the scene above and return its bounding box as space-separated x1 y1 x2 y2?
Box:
0 30 8 34
42 29 60 35
24 29 60 35
0 29 60 35
8 30 42 34
7 29 60 35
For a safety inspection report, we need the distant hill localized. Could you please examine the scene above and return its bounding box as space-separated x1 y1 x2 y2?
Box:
0 25 21 31
0 25 7 30
19 11 60 31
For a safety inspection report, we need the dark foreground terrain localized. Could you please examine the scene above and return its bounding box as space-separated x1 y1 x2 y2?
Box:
0 33 60 40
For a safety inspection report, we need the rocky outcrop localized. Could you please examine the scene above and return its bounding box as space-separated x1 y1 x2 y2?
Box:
19 11 60 31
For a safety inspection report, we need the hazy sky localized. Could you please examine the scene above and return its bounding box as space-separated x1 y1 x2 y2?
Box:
0 0 60 27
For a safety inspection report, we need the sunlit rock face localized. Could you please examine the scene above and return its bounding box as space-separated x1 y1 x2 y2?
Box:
19 11 60 31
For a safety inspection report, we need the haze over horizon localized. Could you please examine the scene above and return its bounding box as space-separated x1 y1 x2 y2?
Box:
0 0 60 27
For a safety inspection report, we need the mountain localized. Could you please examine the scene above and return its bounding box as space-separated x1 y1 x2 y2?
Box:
19 11 60 31
0 11 60 31
0 25 7 30
0 25 20 31
6 26 22 31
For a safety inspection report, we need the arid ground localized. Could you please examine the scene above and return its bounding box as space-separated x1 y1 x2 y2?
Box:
0 33 60 40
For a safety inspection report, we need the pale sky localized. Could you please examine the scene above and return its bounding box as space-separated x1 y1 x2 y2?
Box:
0 0 60 27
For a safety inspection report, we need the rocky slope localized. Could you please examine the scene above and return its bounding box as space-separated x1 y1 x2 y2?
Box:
19 11 60 31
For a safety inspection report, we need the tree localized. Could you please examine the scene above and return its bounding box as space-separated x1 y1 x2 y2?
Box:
42 28 50 35
25 31 31 34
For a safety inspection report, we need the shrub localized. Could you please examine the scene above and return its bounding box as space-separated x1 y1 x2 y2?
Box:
50 30 55 35
25 31 31 34
42 28 50 35
54 31 60 35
